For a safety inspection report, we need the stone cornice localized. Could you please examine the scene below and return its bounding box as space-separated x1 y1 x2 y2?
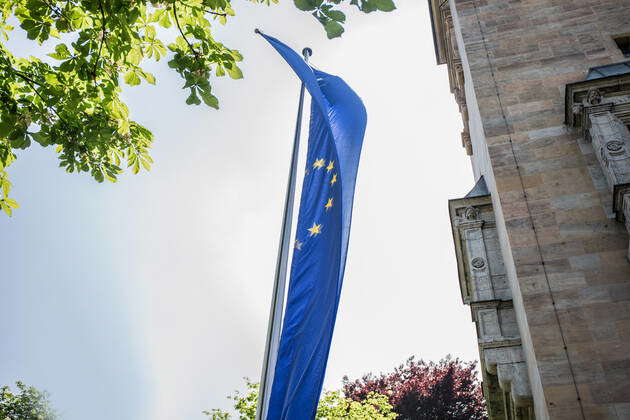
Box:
428 0 473 156
428 0 450 65
565 72 630 128
479 338 522 351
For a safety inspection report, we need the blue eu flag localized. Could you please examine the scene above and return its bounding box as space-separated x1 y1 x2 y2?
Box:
259 34 367 419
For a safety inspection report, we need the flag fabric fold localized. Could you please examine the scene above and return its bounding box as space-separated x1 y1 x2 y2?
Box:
259 33 367 419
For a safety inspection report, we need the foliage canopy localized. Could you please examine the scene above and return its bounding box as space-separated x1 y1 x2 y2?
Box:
204 379 397 419
0 0 395 215
0 382 57 420
343 356 488 420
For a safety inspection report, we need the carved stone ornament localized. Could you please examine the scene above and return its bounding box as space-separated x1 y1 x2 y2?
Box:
600 148 609 167
606 140 625 154
586 88 603 105
454 88 465 106
464 206 479 220
471 257 486 269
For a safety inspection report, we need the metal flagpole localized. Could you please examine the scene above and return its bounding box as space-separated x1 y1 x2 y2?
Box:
254 28 312 420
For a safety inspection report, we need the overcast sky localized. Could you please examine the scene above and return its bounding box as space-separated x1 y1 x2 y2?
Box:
1 2 478 419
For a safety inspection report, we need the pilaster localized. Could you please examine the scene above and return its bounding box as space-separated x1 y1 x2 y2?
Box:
449 178 534 420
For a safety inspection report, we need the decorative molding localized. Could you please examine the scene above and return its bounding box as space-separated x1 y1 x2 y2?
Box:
606 140 625 154
586 87 603 105
429 0 473 156
564 72 630 129
484 346 533 408
448 189 533 415
587 111 630 200
471 257 486 269
462 131 473 156
464 205 480 220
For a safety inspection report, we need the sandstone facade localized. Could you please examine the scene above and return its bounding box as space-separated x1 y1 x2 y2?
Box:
429 1 630 419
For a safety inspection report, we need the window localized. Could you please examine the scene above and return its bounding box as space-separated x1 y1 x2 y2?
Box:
613 35 630 57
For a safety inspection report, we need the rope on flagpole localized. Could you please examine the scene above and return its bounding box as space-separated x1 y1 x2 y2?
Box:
255 29 312 420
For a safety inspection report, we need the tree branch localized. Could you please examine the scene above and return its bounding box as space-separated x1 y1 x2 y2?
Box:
40 0 73 30
12 70 42 87
12 70 69 129
92 0 107 80
172 2 199 58
178 1 228 17
205 10 227 16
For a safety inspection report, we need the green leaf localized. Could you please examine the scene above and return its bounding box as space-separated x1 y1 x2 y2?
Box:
44 73 60 86
294 0 318 11
49 26 60 38
124 70 141 86
186 90 201 105
20 18 51 42
9 132 30 149
69 6 88 28
324 21 344 38
142 71 156 84
4 198 19 208
1 202 12 216
374 0 396 11
150 9 162 23
200 90 219 109
108 99 129 120
117 119 130 135
357 0 377 12
140 157 151 170
145 25 156 39
127 47 144 65
326 10 346 22
231 50 243 61
159 10 172 28
227 64 243 79
0 118 15 138
1 177 12 196
31 131 50 146
47 43 71 60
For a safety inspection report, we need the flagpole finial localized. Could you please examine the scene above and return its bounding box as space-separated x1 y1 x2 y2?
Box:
302 47 312 59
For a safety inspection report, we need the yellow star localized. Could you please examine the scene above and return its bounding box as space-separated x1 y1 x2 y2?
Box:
325 198 333 211
313 158 325 169
330 173 337 186
307 223 322 237
295 239 303 250
326 160 335 172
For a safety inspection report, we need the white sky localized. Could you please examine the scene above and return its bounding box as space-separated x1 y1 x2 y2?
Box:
0 2 478 419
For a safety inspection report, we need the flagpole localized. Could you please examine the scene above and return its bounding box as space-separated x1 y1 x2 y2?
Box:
255 28 312 420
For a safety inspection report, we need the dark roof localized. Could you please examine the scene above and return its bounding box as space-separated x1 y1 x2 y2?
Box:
464 176 489 198
586 60 630 80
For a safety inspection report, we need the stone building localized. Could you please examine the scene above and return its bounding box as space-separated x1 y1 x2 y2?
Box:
428 1 630 419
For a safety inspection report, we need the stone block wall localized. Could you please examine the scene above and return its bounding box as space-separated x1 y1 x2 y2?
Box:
431 0 630 419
